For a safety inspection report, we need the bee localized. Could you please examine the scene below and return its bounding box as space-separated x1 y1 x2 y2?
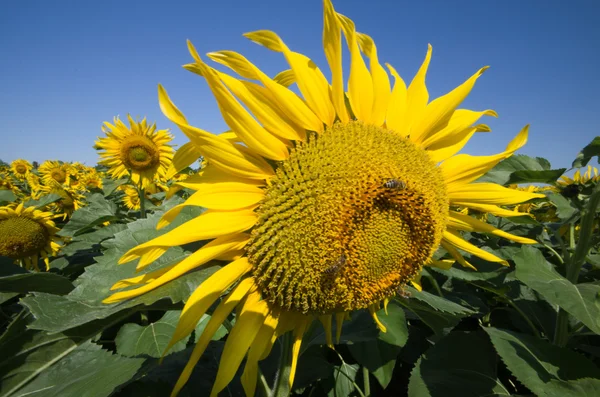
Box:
324 254 346 276
396 287 411 299
383 179 407 190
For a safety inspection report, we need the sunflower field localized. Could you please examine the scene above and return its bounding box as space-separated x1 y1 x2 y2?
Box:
2 1 600 397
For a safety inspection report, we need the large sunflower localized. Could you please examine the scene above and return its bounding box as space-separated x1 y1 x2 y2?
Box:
95 115 174 189
39 160 74 187
0 203 61 271
104 1 544 395
10 159 33 180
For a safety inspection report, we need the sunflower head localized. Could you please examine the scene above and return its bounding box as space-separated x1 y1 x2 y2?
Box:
95 115 174 189
39 160 74 187
41 185 84 220
0 203 61 271
10 159 33 180
121 185 141 210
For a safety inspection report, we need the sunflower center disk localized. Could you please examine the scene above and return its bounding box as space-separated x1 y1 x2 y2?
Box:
247 122 449 314
120 137 160 171
51 170 67 183
0 217 49 259
16 165 27 174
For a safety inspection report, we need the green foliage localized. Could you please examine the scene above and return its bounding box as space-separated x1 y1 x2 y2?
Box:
477 154 566 185
572 136 600 168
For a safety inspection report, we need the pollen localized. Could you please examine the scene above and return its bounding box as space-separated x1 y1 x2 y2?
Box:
247 121 448 314
0 216 49 259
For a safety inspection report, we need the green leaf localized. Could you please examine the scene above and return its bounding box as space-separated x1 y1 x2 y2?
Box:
348 340 400 389
102 178 128 197
12 341 144 397
332 362 359 397
571 183 600 272
484 327 600 396
58 193 119 237
0 271 73 295
409 288 475 315
0 310 138 397
572 136 600 168
115 311 187 358
513 246 600 334
23 193 62 209
0 190 17 204
546 192 578 220
21 207 216 333
293 346 334 390
408 331 510 397
193 314 228 343
477 155 557 185
547 378 600 397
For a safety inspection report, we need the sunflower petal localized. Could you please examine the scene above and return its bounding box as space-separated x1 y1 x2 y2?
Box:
405 45 432 135
165 142 202 180
411 67 488 144
451 202 533 218
323 0 349 122
289 316 311 387
441 125 529 186
207 50 323 132
158 84 274 179
357 32 390 127
241 312 279 397
319 315 334 348
170 278 254 397
338 13 373 122
422 109 497 148
448 211 538 244
448 182 545 205
441 240 476 270
245 30 335 126
273 69 295 87
385 63 408 136
443 230 509 266
119 210 257 265
211 297 270 397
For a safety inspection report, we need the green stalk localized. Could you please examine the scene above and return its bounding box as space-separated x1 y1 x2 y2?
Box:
362 366 371 397
138 186 146 219
271 332 294 397
554 224 576 346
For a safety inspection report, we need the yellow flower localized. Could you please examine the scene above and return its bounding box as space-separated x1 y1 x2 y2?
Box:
95 115 174 189
558 165 600 187
10 159 33 180
41 185 84 220
105 1 544 395
80 171 104 190
39 160 74 187
0 203 62 271
119 183 163 211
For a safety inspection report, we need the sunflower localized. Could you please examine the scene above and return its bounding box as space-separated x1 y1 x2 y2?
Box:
41 185 85 220
0 203 61 271
95 115 174 189
104 1 545 395
10 159 33 180
39 160 74 187
80 171 104 190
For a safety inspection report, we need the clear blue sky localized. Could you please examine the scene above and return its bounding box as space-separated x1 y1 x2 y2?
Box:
1 0 599 170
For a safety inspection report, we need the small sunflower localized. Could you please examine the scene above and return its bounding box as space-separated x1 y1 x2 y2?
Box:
39 160 74 187
120 183 164 211
41 185 85 220
95 115 174 189
80 171 104 190
104 1 545 395
10 159 33 180
0 203 61 271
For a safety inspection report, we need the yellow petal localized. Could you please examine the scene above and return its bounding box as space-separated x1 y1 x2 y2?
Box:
273 69 295 87
448 211 537 244
170 258 253 354
411 67 488 144
427 259 455 270
385 63 408 136
441 125 529 186
170 278 254 397
245 30 335 126
448 182 545 205
451 202 533 218
368 305 387 333
289 316 311 388
241 312 279 397
211 297 270 397
357 32 390 127
443 230 508 266
119 209 257 265
185 60 303 143
165 142 202 180
422 109 497 149
189 56 289 161
158 84 274 180
158 183 263 228
207 50 323 132
105 234 250 304
319 315 334 348
405 45 432 135
323 0 349 122
338 13 373 122
441 240 476 270
427 127 478 163
175 165 264 192
110 263 176 290
335 312 345 344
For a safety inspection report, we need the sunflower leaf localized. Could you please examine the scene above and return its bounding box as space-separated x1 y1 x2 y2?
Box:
572 136 600 168
57 193 119 237
348 340 400 389
0 190 17 204
477 154 559 185
483 327 600 396
408 331 509 397
513 246 600 335
0 268 73 295
23 193 62 209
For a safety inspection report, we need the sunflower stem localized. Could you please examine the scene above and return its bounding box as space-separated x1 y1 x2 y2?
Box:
553 223 577 346
271 332 294 397
138 186 146 219
362 366 371 397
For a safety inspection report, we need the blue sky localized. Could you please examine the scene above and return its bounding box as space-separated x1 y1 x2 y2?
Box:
1 0 598 170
